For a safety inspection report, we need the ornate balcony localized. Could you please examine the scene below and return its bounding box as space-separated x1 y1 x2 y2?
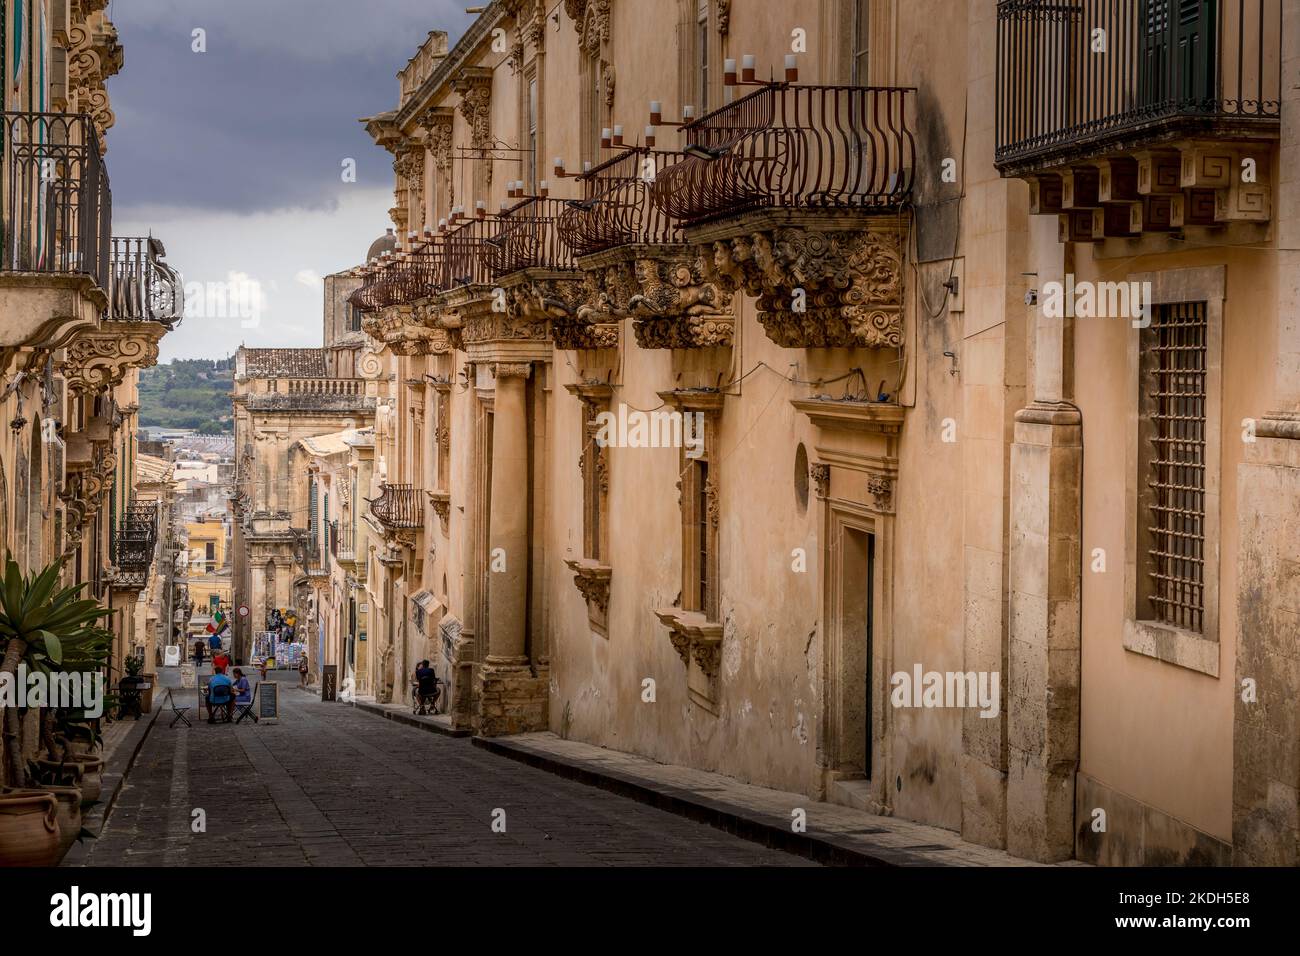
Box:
108 237 183 327
556 147 734 350
366 482 424 531
58 236 183 393
111 500 158 589
996 0 1281 243
0 111 112 364
650 84 915 226
646 83 914 350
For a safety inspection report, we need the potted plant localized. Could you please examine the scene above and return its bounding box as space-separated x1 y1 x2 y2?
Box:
0 557 113 789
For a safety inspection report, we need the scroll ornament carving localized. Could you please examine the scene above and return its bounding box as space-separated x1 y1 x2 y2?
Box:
575 255 735 349
59 330 160 395
699 226 904 349
457 81 493 183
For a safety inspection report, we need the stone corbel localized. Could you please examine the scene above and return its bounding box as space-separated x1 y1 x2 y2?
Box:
654 609 723 682
564 557 612 617
57 321 164 395
427 489 451 535
695 217 905 350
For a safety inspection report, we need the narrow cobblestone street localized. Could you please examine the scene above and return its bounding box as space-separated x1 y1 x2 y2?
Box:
81 670 813 867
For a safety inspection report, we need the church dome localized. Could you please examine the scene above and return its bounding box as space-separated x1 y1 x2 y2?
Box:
366 227 397 264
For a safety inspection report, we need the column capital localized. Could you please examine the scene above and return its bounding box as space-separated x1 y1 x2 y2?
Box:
491 362 532 380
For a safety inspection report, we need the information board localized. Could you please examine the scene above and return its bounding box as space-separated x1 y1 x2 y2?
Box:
164 645 181 667
258 681 280 721
320 665 337 702
179 662 197 689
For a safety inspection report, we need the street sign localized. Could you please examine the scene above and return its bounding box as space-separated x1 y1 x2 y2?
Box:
321 665 337 702
238 604 249 618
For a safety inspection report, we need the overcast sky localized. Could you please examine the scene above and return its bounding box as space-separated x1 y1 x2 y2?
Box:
105 0 467 361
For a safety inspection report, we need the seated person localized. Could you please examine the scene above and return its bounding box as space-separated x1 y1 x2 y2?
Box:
413 660 439 712
206 671 235 722
232 668 253 705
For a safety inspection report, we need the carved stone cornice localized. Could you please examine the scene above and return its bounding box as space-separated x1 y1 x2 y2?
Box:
654 609 722 681
565 558 611 616
575 246 735 349
691 214 906 350
810 463 830 499
58 321 164 395
867 473 895 514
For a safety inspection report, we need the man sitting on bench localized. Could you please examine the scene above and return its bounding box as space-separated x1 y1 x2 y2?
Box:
207 670 235 723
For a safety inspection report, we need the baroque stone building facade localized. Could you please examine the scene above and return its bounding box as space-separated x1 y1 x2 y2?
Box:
313 0 1300 866
0 0 180 781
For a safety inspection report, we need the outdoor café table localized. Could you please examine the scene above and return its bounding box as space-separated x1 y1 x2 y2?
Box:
117 680 150 720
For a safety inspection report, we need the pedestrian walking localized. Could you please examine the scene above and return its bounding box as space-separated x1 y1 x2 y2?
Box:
193 640 206 668
298 654 309 688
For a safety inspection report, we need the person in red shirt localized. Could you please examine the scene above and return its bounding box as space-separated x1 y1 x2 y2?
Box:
212 650 230 674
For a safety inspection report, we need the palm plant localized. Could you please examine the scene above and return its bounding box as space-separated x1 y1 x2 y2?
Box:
0 557 114 786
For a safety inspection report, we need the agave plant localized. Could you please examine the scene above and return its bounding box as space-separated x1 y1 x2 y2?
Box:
0 557 114 786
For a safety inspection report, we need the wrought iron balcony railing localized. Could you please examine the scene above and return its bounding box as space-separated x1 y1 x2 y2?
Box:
1 111 111 289
366 482 423 530
483 198 579 277
557 147 685 257
108 236 183 327
290 527 326 575
113 501 158 574
649 83 915 227
995 0 1281 170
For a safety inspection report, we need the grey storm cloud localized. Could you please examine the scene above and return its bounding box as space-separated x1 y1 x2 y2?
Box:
105 0 466 215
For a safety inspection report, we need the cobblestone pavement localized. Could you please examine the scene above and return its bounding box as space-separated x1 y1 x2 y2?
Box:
82 668 814 867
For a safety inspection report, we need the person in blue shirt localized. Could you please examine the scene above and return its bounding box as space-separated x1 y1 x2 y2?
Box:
232 668 252 704
206 671 234 722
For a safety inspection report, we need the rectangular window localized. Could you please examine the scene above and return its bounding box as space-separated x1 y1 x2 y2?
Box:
697 0 709 112
1143 302 1207 633
527 76 538 191
349 304 363 332
205 542 215 569
851 0 870 84
696 459 711 613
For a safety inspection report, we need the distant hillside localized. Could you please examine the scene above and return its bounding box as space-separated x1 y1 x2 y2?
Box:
138 358 235 434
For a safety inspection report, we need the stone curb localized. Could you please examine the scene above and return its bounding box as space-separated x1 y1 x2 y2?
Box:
62 704 162 866
470 736 930 867
345 697 472 738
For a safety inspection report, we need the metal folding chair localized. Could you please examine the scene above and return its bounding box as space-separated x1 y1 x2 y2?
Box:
166 689 191 728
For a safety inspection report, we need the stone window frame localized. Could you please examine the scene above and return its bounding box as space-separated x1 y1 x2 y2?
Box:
663 391 723 623
1123 265 1224 676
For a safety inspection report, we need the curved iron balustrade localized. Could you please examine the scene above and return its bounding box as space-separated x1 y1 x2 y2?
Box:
366 482 424 530
109 236 184 328
1 111 111 289
557 147 685 257
649 84 915 227
484 197 579 277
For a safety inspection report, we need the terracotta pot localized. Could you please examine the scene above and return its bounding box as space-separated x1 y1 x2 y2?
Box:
0 789 61 867
35 756 103 805
42 786 83 857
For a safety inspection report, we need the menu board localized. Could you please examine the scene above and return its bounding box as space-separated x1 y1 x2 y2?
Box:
258 681 279 721
179 662 197 689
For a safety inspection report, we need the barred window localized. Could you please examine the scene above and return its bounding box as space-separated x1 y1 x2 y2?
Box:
1143 302 1206 633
